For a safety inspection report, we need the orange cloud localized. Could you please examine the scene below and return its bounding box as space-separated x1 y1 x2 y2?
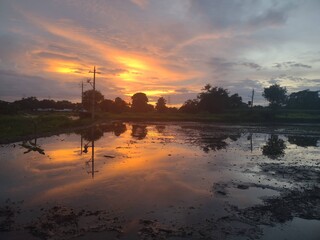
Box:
130 0 149 8
14 9 204 104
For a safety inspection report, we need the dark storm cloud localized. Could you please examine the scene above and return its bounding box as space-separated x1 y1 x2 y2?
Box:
189 0 292 31
175 87 192 93
273 62 312 69
97 67 127 75
245 6 289 30
210 58 262 72
35 52 80 61
240 62 262 70
0 70 79 100
290 63 312 68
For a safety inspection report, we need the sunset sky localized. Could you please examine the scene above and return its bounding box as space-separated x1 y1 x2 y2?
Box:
1 0 320 106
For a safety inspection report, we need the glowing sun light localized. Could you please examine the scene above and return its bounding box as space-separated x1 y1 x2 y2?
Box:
117 56 148 70
56 67 76 73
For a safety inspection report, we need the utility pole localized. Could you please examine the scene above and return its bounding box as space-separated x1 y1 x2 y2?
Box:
88 66 101 121
248 89 254 108
81 81 84 105
251 89 254 108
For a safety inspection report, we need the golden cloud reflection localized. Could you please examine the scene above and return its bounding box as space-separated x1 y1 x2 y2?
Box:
29 125 207 205
36 141 204 205
28 148 83 175
47 148 81 163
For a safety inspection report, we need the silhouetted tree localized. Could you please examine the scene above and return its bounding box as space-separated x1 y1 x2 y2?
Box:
38 99 56 109
167 107 179 113
114 97 129 113
179 99 199 113
82 90 104 111
155 97 167 113
100 99 114 112
14 97 39 111
198 84 229 113
56 100 74 109
263 84 287 108
228 93 243 108
286 89 320 109
131 92 151 112
262 135 286 159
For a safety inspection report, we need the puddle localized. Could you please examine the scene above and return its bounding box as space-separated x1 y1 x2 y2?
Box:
0 122 319 239
261 218 320 240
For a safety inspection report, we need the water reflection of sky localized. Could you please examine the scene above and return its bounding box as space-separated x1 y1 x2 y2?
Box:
0 123 319 238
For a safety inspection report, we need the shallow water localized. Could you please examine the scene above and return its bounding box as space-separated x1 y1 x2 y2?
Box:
0 122 319 239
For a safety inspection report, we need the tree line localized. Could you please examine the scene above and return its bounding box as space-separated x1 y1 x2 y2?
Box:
82 90 177 113
0 97 81 114
0 83 319 114
262 84 320 109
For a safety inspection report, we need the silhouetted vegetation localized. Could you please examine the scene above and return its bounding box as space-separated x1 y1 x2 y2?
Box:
179 84 245 114
100 97 130 113
0 97 80 114
1 83 320 142
155 97 167 113
287 89 320 109
262 135 286 159
131 92 154 112
0 113 91 143
82 90 104 111
262 84 287 108
1 83 319 118
179 99 199 113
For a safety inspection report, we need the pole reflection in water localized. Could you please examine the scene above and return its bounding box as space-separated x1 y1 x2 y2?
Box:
20 121 45 155
80 134 83 155
247 133 253 152
81 128 97 179
78 123 127 178
90 129 95 179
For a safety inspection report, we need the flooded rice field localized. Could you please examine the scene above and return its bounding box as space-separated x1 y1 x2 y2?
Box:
0 122 319 239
